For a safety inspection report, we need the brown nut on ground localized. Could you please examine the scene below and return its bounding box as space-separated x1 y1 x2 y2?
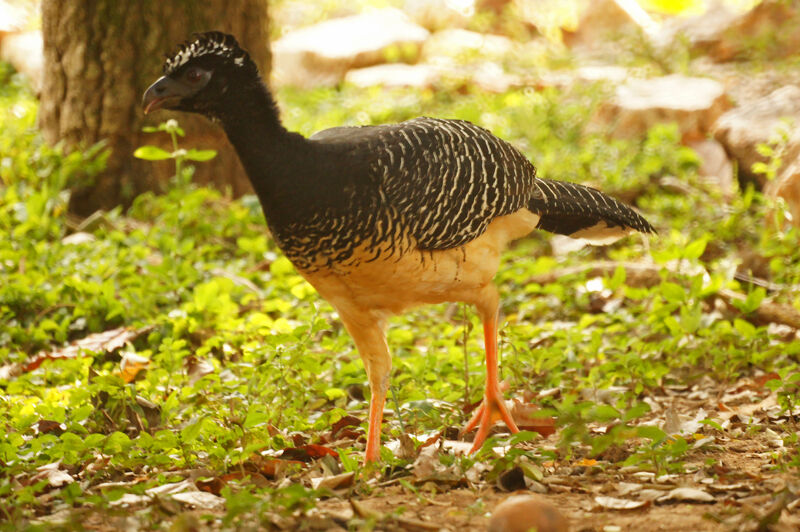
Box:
488 494 569 532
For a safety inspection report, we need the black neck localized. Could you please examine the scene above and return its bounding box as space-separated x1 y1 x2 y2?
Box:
217 81 313 224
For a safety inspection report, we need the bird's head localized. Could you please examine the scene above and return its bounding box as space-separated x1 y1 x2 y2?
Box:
142 31 259 120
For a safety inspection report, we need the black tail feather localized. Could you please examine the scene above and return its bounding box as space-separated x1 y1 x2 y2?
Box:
530 179 655 241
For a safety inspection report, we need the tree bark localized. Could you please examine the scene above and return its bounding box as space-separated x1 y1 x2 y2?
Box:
40 0 270 215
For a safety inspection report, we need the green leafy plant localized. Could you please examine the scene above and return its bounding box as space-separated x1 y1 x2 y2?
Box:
134 119 217 186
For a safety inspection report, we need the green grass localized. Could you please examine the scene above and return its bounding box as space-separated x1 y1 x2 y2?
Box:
1 64 800 528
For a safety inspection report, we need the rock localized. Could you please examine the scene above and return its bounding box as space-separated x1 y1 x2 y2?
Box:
563 0 658 47
0 1 26 33
657 0 800 62
422 29 516 64
272 8 429 88
765 156 800 228
488 494 569 532
0 30 43 92
713 85 800 185
470 61 522 93
687 139 735 199
404 0 470 31
537 65 629 91
654 0 740 57
345 63 439 88
576 65 629 84
421 29 521 92
595 75 729 140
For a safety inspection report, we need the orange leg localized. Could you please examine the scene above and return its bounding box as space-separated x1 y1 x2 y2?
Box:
364 386 387 463
461 310 519 453
338 311 391 464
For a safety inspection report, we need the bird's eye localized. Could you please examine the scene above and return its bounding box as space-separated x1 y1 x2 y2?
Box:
185 68 204 83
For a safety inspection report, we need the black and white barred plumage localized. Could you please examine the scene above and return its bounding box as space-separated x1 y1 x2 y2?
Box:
145 32 654 274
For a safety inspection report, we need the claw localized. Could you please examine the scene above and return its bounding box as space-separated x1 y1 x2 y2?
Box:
462 387 519 453
461 311 519 453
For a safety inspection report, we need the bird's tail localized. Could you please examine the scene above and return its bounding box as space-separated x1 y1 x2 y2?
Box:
529 179 655 244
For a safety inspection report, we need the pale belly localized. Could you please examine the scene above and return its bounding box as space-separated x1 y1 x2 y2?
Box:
297 209 541 317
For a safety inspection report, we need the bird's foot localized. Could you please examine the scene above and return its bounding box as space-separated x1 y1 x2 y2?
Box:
461 388 519 454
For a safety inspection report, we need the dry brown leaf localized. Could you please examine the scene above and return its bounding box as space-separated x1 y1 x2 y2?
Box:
511 400 556 437
171 490 225 510
280 443 339 461
119 351 150 383
330 414 362 439
23 326 153 372
310 471 355 490
31 462 73 488
196 476 226 496
145 479 195 496
35 420 66 435
595 496 650 510
656 487 715 504
186 357 215 384
615 482 643 496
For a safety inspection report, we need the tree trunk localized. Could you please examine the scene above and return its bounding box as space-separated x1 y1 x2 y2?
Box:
39 0 270 215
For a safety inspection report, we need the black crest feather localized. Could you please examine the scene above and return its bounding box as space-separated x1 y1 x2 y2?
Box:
163 31 256 76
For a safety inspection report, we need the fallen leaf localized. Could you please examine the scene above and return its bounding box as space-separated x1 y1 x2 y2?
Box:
186 356 215 384
62 232 96 245
330 415 362 439
511 400 557 437
656 487 715 504
0 363 20 380
754 372 780 388
412 446 462 483
441 440 474 454
252 457 304 478
23 326 152 372
31 462 73 488
35 420 66 435
595 496 650 510
196 477 226 496
420 432 441 448
171 490 225 510
119 351 149 383
615 482 643 496
109 493 150 507
310 471 355 490
146 479 195 496
708 483 747 492
280 444 338 461
661 406 682 433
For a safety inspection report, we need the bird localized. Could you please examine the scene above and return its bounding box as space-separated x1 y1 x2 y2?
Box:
142 32 655 463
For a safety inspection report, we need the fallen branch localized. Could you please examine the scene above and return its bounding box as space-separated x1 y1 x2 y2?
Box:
718 289 800 330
